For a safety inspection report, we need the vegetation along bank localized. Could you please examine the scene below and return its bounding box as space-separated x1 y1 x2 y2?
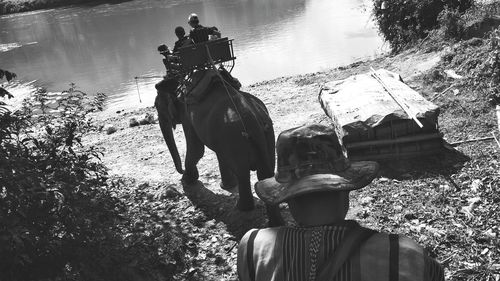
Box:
0 0 127 14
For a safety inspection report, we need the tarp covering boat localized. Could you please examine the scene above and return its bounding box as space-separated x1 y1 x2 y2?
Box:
319 69 443 160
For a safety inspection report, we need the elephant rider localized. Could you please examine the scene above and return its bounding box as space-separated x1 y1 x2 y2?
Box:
237 123 445 281
172 26 192 53
187 13 221 44
157 44 173 74
157 26 192 78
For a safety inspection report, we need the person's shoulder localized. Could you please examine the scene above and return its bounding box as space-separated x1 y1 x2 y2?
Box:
239 227 282 244
360 231 444 281
363 232 426 252
239 227 287 253
239 228 258 244
359 230 431 265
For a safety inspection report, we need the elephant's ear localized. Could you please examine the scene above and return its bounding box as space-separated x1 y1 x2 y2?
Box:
155 93 178 130
155 79 182 129
159 94 181 130
155 78 179 93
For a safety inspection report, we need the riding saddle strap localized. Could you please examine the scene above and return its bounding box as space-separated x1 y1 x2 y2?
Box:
316 226 377 281
389 234 400 281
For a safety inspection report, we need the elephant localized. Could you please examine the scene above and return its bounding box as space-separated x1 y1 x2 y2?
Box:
154 69 284 226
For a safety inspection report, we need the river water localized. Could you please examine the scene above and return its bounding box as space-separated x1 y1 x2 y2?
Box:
0 0 386 110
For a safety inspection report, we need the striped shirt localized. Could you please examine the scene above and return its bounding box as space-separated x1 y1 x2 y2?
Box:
237 221 444 281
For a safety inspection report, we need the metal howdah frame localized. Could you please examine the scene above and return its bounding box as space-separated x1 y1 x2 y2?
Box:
178 37 236 73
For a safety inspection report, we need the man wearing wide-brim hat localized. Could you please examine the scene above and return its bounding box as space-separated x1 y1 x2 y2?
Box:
237 123 444 281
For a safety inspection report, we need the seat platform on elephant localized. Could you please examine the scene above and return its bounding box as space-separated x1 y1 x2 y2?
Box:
178 37 236 72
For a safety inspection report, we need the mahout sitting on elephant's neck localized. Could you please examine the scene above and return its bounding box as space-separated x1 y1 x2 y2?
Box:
155 76 179 93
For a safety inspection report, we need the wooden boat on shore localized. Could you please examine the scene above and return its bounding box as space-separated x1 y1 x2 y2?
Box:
319 69 443 160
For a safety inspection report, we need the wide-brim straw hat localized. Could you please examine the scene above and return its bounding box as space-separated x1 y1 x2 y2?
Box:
255 123 379 205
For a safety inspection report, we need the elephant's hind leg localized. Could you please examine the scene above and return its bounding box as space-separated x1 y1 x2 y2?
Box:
217 154 238 191
235 171 255 211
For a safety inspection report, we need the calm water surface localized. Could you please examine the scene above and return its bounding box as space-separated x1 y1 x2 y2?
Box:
0 0 386 110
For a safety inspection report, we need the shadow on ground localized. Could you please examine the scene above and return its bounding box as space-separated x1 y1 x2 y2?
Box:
181 180 293 239
376 146 470 180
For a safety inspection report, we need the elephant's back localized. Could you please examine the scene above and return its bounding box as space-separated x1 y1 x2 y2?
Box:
190 84 275 166
238 91 270 116
188 86 251 148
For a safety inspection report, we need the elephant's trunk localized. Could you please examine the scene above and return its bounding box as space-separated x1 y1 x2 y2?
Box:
159 115 184 174
155 88 184 174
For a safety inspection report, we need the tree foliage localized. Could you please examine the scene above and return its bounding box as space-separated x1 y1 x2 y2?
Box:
0 84 130 280
372 0 474 52
0 68 17 115
437 7 467 40
0 83 191 280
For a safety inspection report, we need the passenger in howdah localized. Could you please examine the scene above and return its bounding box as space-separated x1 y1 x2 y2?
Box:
237 123 444 281
187 13 221 44
157 26 191 77
172 26 192 53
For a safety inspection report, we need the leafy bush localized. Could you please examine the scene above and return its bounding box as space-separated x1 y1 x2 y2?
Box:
0 83 191 280
0 69 17 115
438 7 466 40
372 0 474 52
0 84 121 280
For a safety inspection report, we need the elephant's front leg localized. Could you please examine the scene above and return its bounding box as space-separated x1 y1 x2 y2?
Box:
182 128 204 185
216 154 238 191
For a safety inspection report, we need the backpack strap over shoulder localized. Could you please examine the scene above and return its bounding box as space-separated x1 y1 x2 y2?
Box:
316 226 377 281
389 234 399 281
246 229 260 281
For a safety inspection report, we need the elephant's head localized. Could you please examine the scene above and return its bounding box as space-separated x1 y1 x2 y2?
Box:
155 78 184 174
